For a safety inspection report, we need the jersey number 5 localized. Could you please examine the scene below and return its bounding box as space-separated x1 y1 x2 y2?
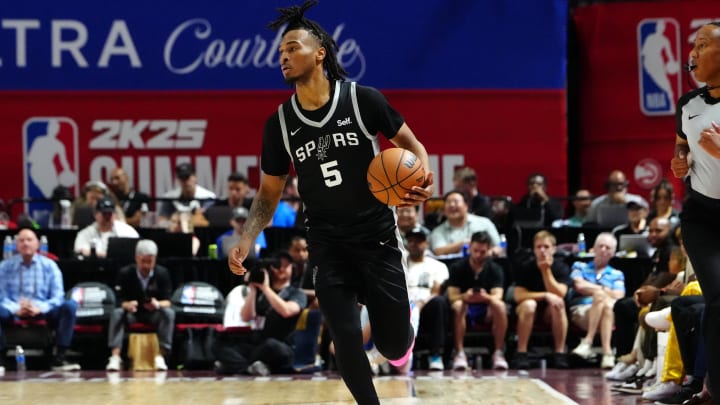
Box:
321 160 342 187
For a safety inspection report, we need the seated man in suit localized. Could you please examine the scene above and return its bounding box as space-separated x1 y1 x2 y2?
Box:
106 239 174 371
0 228 81 372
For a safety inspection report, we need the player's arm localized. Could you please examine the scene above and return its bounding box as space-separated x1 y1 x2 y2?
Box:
390 126 434 205
228 173 286 275
243 173 286 243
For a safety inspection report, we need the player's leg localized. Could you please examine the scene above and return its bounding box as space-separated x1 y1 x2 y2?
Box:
361 241 413 363
312 241 379 405
317 284 378 405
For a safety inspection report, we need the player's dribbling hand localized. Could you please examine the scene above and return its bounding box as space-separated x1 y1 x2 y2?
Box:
228 239 251 275
670 151 689 178
401 171 435 207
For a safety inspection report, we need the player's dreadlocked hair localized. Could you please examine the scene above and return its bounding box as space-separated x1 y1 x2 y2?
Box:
268 0 347 82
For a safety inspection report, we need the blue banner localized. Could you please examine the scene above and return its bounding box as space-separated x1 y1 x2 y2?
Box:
0 0 567 90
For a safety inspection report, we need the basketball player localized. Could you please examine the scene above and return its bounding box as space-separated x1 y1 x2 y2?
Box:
228 1 433 403
671 22 720 401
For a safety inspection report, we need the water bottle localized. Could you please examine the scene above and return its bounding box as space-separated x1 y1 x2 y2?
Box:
462 243 470 257
3 235 13 260
15 345 26 372
40 235 49 256
499 234 508 258
90 238 98 259
59 199 72 229
139 203 151 228
577 233 586 256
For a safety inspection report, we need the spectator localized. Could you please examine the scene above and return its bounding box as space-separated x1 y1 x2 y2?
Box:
283 175 302 217
612 217 677 362
569 232 624 369
73 197 139 258
0 228 81 371
287 236 311 291
158 162 216 228
105 239 174 371
405 226 450 370
213 252 307 375
107 167 151 228
447 231 508 370
513 231 571 369
611 200 650 246
216 207 267 260
647 179 679 225
517 173 564 227
554 189 592 227
72 180 124 227
453 167 491 218
396 206 431 246
429 191 501 257
585 170 648 224
271 199 297 228
215 172 253 209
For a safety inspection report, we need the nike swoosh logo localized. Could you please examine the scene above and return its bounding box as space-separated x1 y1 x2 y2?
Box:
290 127 301 136
689 114 700 120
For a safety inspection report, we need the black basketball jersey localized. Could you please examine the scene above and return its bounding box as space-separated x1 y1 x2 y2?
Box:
261 81 405 241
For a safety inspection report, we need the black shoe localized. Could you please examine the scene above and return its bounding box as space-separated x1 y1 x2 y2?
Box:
552 353 569 369
512 352 531 370
51 356 81 371
611 375 646 394
655 384 702 405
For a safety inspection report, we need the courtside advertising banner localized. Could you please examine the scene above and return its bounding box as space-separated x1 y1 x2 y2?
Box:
0 0 568 223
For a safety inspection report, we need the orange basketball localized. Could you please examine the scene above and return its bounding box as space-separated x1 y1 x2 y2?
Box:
367 148 426 206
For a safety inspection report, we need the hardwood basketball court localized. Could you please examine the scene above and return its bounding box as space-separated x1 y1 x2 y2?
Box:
0 368 638 404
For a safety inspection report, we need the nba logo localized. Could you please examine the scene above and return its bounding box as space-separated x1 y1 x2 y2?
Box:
638 18 681 116
22 117 79 227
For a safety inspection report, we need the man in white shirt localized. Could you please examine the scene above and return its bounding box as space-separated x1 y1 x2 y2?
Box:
73 197 139 258
158 162 216 227
405 226 450 370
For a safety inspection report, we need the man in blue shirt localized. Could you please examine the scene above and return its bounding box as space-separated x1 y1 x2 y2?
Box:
568 232 625 369
0 228 80 372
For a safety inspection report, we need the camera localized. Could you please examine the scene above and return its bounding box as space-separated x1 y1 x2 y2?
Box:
245 257 276 284
247 268 267 284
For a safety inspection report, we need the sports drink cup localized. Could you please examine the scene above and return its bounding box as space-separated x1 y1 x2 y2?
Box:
208 244 218 259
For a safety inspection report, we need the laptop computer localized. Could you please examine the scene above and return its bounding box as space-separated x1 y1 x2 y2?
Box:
618 234 653 257
204 205 234 228
105 237 139 263
514 206 545 227
154 232 194 258
596 205 629 228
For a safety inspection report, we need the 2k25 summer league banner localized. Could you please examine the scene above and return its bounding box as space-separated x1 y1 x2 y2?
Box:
0 0 568 224
573 0 720 201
